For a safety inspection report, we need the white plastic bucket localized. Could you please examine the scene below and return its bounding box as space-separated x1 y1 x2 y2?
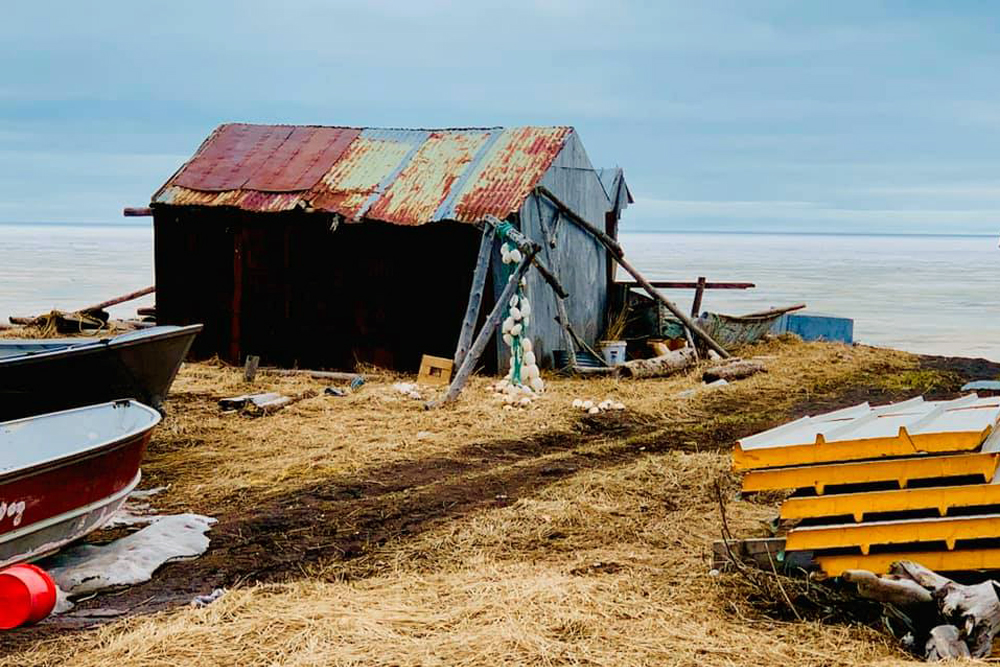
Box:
599 340 627 366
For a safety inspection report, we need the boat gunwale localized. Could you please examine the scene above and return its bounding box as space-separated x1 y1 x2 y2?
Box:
0 324 203 368
0 400 161 482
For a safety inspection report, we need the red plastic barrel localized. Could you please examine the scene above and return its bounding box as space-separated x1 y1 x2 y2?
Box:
0 564 57 629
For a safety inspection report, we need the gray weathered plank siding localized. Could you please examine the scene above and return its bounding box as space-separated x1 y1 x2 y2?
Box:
492 131 611 371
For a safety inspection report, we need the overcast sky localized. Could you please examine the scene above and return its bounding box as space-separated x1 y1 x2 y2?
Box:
2 1 999 233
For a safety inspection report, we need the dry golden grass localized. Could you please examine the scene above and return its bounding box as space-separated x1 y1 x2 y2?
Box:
149 337 913 511
1 338 954 666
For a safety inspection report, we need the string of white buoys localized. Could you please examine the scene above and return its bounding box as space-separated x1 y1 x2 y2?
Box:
571 398 626 415
493 241 543 409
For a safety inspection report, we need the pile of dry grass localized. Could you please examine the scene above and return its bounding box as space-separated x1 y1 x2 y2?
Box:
1 338 948 666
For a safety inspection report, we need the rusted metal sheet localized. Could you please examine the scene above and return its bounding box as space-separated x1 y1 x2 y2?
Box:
451 126 571 223
365 130 491 225
173 124 293 192
154 124 575 226
245 127 361 192
310 129 429 220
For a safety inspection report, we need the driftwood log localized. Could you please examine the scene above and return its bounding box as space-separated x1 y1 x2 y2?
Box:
618 348 697 379
844 561 1000 660
703 359 767 383
262 369 362 383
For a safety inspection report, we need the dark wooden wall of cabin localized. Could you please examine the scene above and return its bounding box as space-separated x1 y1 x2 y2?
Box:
154 207 491 372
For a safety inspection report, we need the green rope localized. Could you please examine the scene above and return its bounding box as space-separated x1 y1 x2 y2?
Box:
497 224 527 386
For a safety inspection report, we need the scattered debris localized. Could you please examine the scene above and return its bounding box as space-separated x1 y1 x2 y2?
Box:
393 382 422 400
324 387 347 397
191 588 226 608
219 392 292 413
417 355 454 386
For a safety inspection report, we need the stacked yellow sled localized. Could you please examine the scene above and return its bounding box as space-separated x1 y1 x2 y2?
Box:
734 394 1000 576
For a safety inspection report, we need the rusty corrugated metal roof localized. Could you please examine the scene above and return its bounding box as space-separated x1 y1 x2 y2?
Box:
152 123 573 226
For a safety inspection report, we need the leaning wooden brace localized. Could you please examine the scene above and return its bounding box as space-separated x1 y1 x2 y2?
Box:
534 185 730 359
430 243 540 407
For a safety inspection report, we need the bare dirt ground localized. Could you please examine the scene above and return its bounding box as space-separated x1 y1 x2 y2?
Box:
1 338 997 666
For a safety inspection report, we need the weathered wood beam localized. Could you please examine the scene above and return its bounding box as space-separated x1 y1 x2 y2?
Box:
454 225 496 369
617 281 756 290
431 247 539 407
262 369 362 382
79 286 156 313
531 200 577 369
534 186 624 257
123 207 153 217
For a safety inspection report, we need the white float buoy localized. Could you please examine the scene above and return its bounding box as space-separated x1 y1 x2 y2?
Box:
502 317 514 334
509 249 523 263
509 295 519 308
523 351 536 367
581 400 594 410
572 399 583 408
587 406 600 415
521 338 533 353
520 301 531 317
530 377 544 392
510 306 522 321
510 323 522 337
503 333 513 346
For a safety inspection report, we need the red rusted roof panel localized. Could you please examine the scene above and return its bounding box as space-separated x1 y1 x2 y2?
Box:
365 130 491 226
451 126 571 222
173 124 293 192
244 126 362 192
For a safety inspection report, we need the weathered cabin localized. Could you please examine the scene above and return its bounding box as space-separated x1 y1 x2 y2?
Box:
148 123 630 372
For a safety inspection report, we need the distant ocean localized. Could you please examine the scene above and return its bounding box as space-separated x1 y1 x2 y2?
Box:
1 223 997 361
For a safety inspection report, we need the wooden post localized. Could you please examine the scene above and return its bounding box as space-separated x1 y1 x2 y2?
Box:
244 355 260 382
453 225 496 369
432 247 539 407
690 276 706 318
531 200 577 369
535 187 729 358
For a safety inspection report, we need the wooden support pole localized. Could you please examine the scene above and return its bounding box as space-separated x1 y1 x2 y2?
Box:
454 225 496 370
534 186 624 257
530 200 577 369
690 276 706 318
431 247 539 407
